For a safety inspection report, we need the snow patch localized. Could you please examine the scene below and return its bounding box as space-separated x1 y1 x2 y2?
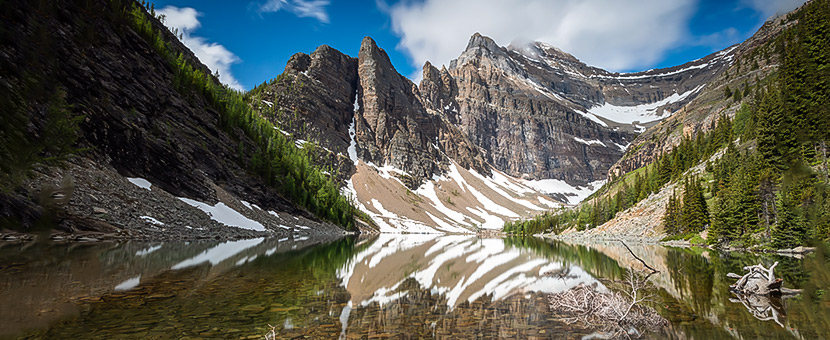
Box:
521 179 606 205
574 110 608 127
240 200 253 210
573 137 606 147
347 119 358 165
127 177 152 190
178 197 265 231
140 216 164 226
613 142 630 152
586 85 704 125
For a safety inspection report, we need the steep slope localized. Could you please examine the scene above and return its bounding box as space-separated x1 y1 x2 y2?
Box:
0 0 353 239
607 15 792 178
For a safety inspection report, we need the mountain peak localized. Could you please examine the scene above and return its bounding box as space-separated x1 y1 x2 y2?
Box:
360 36 378 50
465 32 501 53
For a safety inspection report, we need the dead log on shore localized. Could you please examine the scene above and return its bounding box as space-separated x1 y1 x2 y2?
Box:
727 261 802 296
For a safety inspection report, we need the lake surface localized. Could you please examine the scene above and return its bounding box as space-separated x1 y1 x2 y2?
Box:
1 235 828 339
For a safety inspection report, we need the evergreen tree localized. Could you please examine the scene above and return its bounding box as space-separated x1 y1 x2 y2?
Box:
772 190 805 248
663 190 681 235
681 177 710 233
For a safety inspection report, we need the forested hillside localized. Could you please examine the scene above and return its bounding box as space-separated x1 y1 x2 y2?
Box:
506 0 830 248
0 0 360 235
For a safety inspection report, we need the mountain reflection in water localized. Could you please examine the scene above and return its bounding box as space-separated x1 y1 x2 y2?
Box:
337 234 600 309
1 236 828 339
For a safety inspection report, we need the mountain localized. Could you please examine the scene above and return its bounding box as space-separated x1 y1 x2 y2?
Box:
0 0 357 239
5 0 807 238
251 31 736 233
508 0 830 247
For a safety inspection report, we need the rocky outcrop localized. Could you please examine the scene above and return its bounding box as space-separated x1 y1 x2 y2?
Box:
447 34 628 184
252 45 358 179
244 29 743 232
354 37 445 186
444 33 736 185
257 41 490 188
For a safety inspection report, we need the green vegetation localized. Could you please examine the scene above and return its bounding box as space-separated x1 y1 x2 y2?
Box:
121 1 358 230
1 87 84 191
504 113 735 235
506 0 830 247
706 0 830 247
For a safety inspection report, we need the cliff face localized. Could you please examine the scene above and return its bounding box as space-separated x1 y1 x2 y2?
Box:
447 34 630 184
251 45 359 179
354 37 444 185
446 33 734 184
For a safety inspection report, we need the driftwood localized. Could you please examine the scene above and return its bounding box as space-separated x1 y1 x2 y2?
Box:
727 261 801 296
548 275 667 339
547 241 668 339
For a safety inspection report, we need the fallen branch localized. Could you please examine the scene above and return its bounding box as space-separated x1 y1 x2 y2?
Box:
548 276 667 339
617 240 659 279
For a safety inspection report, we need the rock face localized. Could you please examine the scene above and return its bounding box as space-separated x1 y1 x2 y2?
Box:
251 45 358 179
355 37 444 185
447 34 627 183
606 15 789 179
258 33 735 188
445 33 733 184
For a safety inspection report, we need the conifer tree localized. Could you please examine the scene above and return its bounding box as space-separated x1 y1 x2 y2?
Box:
772 190 805 248
662 190 681 235
681 176 709 233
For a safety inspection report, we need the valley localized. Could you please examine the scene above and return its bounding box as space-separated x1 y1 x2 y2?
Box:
1 0 829 339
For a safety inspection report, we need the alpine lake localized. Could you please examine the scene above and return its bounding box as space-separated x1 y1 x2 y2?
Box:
1 235 829 339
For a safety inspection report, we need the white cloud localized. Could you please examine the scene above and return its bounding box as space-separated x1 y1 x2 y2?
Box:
157 6 244 91
383 0 696 74
257 0 330 23
157 6 200 33
741 0 805 19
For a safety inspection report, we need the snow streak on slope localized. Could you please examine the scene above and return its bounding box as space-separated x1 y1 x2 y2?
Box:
177 197 266 231
521 179 607 205
344 160 576 233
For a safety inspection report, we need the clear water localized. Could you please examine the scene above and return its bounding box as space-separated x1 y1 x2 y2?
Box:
1 236 828 339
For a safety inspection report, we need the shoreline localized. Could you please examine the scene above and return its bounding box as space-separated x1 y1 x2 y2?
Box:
538 232 818 256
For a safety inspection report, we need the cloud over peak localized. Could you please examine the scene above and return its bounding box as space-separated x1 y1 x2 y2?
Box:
385 0 697 74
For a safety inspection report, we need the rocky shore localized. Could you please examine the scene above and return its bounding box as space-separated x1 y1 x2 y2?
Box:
2 157 352 242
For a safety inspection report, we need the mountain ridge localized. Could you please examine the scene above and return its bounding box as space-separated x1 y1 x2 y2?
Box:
250 29 741 232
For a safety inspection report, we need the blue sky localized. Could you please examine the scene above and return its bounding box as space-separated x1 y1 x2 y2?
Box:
154 0 805 91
